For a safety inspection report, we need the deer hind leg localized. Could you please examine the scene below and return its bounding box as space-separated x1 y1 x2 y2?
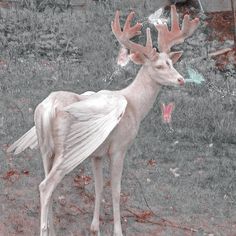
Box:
110 151 126 236
39 159 65 236
35 106 56 236
90 156 104 236
40 151 56 236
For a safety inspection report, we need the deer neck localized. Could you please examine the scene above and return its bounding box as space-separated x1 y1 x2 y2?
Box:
121 65 161 121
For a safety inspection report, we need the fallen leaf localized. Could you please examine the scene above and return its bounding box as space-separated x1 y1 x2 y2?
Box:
2 170 20 182
147 159 157 167
74 175 92 188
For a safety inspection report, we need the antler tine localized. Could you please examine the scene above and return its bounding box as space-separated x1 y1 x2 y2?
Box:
112 11 157 61
111 11 122 39
170 4 180 32
182 14 200 37
146 28 153 48
145 28 157 60
156 5 200 53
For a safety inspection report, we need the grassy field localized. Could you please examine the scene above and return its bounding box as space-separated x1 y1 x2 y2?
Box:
0 1 236 235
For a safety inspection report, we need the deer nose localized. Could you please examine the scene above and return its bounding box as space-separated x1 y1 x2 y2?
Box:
177 78 185 86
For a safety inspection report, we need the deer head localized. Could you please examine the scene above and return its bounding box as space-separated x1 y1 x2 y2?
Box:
112 5 200 87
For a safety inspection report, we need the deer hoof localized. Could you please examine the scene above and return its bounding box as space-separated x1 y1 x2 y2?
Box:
113 230 123 236
40 225 49 236
90 230 100 236
90 223 100 236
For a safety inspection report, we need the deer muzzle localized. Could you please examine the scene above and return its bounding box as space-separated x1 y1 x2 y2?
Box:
177 77 185 86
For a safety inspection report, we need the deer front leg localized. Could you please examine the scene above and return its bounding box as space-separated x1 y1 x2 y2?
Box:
90 157 104 236
110 151 126 236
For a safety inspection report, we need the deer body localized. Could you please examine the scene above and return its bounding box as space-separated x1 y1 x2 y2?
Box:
34 63 162 236
7 6 199 236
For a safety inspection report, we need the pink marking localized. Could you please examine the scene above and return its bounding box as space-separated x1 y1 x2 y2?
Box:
161 102 175 123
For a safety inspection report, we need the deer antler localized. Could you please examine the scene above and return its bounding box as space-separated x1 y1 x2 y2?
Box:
155 5 200 53
112 11 157 61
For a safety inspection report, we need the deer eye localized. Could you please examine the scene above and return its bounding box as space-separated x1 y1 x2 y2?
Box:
156 65 164 70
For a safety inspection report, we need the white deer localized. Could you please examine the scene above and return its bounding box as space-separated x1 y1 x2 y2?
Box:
7 5 199 236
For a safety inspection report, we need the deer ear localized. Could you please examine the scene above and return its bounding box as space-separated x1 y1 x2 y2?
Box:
169 51 183 64
129 52 146 65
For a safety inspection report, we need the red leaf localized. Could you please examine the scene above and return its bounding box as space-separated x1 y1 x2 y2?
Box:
147 159 157 167
22 170 30 175
74 175 92 188
2 170 20 182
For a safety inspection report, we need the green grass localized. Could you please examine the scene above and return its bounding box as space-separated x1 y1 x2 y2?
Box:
0 1 235 144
